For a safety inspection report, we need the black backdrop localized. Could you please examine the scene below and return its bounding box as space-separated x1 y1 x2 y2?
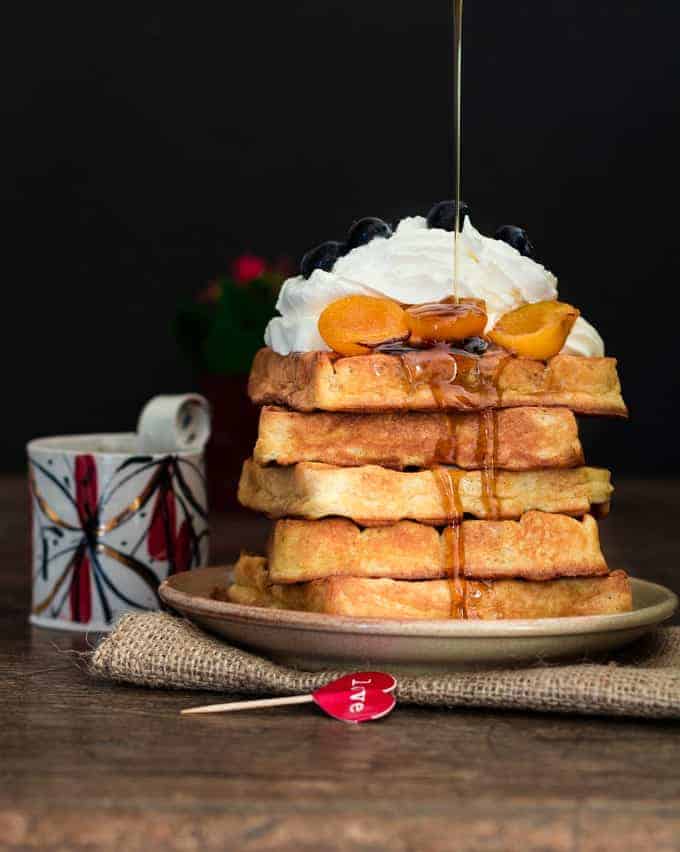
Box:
3 1 679 472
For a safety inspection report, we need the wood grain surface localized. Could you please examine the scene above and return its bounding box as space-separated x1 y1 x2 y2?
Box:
2 475 680 851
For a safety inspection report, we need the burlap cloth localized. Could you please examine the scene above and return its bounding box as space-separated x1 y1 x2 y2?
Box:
90 612 680 720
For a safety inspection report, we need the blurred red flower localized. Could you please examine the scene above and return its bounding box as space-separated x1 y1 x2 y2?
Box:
231 254 267 284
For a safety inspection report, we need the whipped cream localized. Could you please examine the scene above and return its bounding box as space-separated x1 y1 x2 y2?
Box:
561 316 604 357
264 215 603 357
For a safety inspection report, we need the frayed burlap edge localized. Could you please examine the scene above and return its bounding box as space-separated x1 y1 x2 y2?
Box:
90 612 680 720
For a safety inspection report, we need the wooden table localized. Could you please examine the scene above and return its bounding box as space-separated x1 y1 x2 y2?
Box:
3 475 680 851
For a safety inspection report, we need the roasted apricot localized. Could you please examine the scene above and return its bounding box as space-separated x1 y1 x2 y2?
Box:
406 298 487 345
488 301 579 360
318 295 410 356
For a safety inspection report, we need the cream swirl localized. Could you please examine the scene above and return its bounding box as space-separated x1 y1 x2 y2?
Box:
264 215 603 356
561 316 604 357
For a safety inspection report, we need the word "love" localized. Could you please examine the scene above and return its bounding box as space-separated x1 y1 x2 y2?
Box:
312 671 398 724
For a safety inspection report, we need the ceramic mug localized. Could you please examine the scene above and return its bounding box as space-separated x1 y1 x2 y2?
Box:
27 395 211 632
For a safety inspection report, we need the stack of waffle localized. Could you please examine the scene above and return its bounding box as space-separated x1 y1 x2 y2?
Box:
230 345 631 619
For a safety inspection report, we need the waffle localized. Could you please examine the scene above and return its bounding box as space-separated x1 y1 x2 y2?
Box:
238 459 613 524
248 347 627 417
226 554 632 619
267 513 607 583
254 405 584 470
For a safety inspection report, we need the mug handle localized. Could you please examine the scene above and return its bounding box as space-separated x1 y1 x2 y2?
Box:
137 394 212 454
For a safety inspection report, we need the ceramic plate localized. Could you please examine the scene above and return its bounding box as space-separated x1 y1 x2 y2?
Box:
159 566 678 673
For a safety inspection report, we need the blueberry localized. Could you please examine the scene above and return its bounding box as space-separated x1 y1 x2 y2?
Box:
346 217 392 251
300 240 346 279
495 225 533 257
426 200 470 232
460 336 488 356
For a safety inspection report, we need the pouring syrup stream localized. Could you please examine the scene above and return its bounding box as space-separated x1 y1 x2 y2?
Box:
438 0 467 616
383 0 503 617
453 0 463 303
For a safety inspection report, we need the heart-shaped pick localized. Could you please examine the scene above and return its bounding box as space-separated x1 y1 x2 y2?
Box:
312 671 397 724
180 671 398 721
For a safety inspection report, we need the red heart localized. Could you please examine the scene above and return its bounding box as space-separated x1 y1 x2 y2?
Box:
312 671 397 724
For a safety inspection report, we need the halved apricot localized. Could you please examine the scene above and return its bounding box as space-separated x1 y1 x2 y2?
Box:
318 295 410 356
488 301 579 360
406 299 487 345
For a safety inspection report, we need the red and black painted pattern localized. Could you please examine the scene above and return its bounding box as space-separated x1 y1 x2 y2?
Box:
30 454 207 624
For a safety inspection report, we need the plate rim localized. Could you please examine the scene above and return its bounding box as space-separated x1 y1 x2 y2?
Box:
159 567 678 639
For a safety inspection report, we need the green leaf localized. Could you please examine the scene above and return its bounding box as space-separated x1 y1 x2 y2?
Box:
200 277 278 375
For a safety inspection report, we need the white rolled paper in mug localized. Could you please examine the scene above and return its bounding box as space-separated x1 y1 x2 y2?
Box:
137 394 211 454
27 395 211 632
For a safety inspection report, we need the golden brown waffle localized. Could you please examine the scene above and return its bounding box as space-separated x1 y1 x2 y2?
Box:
226 555 632 619
248 347 627 416
267 513 607 583
255 405 584 470
238 459 613 524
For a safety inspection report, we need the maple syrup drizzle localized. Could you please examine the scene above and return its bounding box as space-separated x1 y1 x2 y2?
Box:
432 466 466 618
492 352 514 407
492 404 500 503
405 301 482 319
473 355 516 523
423 374 454 464
384 346 463 616
430 382 465 616
477 408 499 519
376 337 517 619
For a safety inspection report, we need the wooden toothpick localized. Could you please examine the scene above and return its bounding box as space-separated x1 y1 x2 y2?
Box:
181 694 314 715
180 671 398 723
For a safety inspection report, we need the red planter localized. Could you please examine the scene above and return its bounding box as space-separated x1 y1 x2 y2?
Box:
199 373 260 511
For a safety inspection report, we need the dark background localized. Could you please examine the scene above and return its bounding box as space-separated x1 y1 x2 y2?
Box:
3 1 678 473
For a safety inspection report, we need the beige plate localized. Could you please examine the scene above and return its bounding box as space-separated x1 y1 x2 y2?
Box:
159 567 678 673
